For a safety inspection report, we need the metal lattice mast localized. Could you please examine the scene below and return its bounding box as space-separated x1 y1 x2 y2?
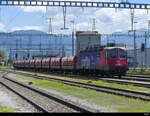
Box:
130 9 134 31
61 7 68 30
47 18 53 34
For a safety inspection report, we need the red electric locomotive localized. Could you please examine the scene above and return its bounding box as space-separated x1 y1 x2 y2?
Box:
77 46 128 77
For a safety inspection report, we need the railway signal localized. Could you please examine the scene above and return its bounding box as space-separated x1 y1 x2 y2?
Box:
141 43 145 51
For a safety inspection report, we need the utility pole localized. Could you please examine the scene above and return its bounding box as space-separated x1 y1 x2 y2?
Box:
144 31 147 68
19 36 22 59
47 18 53 34
145 20 150 68
92 18 96 31
59 35 63 56
129 22 137 68
129 9 137 68
71 20 75 56
9 48 12 64
15 38 18 60
47 38 51 56
28 38 32 59
55 37 57 55
130 9 134 31
133 21 137 67
61 7 68 30
62 45 65 57
40 39 42 57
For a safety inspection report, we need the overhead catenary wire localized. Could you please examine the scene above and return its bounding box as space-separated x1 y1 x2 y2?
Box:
5 6 26 32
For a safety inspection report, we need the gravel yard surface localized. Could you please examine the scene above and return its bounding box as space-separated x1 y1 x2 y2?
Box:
7 73 114 112
0 75 79 112
2 70 150 112
0 72 40 112
43 88 113 112
0 84 39 112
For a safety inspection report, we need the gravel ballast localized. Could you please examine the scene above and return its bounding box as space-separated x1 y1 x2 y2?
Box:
0 84 40 112
7 73 114 112
0 75 79 112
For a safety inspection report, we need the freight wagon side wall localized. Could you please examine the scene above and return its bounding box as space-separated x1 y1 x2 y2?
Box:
42 58 51 69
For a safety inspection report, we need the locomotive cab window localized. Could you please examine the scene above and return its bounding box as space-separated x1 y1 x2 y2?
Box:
107 50 116 59
119 49 127 58
106 48 127 59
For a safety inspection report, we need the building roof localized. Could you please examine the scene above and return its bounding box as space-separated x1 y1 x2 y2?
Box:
76 31 99 36
104 47 127 50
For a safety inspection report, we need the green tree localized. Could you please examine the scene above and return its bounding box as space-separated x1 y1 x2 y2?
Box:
0 49 7 62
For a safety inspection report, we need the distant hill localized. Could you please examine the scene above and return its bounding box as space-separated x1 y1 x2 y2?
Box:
0 28 148 60
12 30 47 34
102 28 148 50
0 29 72 60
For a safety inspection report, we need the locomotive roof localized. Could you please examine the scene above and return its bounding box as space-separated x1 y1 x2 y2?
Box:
104 47 127 50
79 46 126 53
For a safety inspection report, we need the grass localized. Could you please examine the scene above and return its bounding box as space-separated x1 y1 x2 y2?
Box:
88 80 150 92
127 73 150 77
36 73 150 93
129 67 150 70
127 67 150 77
0 65 12 70
128 72 150 77
12 70 150 93
0 103 19 112
10 74 150 112
5 68 150 93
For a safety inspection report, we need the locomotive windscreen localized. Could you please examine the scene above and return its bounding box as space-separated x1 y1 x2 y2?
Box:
119 49 127 58
106 48 127 59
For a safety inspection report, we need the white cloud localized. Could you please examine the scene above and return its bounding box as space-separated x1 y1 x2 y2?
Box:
0 23 5 32
51 8 140 34
0 23 5 29
115 29 124 32
11 26 43 32
18 1 150 34
76 22 91 31
20 6 47 13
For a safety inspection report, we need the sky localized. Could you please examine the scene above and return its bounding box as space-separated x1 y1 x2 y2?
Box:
0 0 150 34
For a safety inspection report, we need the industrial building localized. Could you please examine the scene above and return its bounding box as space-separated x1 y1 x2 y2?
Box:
76 31 101 55
127 48 150 67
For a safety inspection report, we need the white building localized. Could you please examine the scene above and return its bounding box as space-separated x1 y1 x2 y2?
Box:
127 48 150 67
76 31 101 55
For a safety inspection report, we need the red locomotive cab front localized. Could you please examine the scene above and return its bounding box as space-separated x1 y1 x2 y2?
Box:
106 47 128 76
115 50 128 67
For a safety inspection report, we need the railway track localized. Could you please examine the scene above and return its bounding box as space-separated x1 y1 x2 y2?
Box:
0 72 96 113
121 76 150 82
9 69 150 88
4 70 150 101
2 69 150 87
99 77 150 88
126 74 150 78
